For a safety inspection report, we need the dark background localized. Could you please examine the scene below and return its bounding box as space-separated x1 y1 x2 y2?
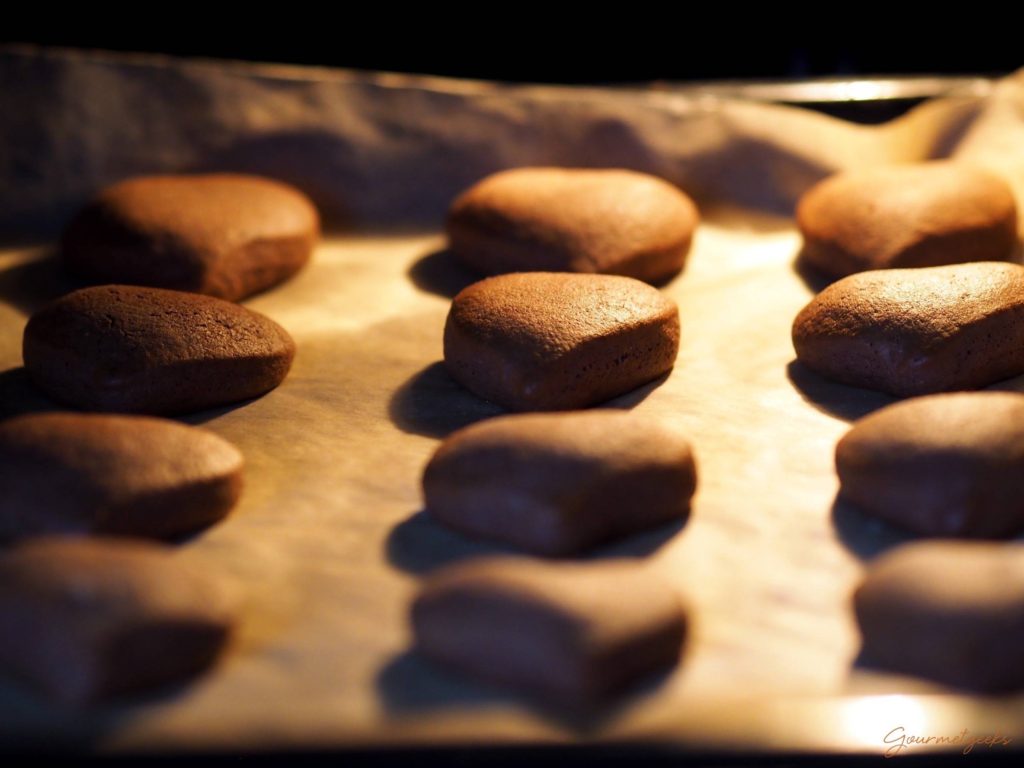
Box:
2 20 1019 84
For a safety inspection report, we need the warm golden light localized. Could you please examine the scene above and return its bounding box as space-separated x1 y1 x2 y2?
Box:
842 80 889 101
839 695 929 751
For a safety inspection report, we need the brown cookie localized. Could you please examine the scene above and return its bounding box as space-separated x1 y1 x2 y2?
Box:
444 272 679 411
0 413 243 542
23 285 295 414
854 540 1024 692
62 174 319 301
837 393 1024 538
423 411 696 555
797 162 1018 278
0 537 236 705
412 557 686 703
447 167 699 284
791 262 1024 396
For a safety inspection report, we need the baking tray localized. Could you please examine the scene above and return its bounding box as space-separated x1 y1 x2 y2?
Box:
1 48 1023 760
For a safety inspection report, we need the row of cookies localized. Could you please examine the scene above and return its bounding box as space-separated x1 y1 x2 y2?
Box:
419 162 1024 698
410 170 704 701
7 159 1022 707
0 175 318 704
794 165 1024 690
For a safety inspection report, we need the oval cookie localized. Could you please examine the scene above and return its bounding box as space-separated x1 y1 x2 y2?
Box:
23 285 295 414
444 272 680 411
447 168 699 284
837 393 1024 538
792 262 1024 396
62 174 319 301
0 412 243 542
424 411 696 555
798 162 1017 278
0 536 236 705
854 541 1024 692
412 557 687 702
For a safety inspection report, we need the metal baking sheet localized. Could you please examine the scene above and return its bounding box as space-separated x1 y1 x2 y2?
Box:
1 49 1024 760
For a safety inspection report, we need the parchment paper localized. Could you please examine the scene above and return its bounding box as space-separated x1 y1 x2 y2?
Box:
1 48 1023 758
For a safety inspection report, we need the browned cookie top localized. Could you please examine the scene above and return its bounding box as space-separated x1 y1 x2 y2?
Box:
0 536 236 626
0 536 236 705
0 412 244 541
792 261 1024 396
423 410 696 555
837 392 1024 537
854 540 1024 692
797 162 1018 278
412 556 686 702
444 272 680 410
447 167 698 284
449 272 678 356
23 285 295 414
62 174 319 301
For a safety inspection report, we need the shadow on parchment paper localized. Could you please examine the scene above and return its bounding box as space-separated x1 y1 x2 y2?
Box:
845 647 953 693
847 647 899 681
176 397 265 427
406 249 688 298
389 364 671 439
376 650 667 735
786 360 895 422
0 681 102 751
0 367 256 425
386 511 508 575
982 370 1024 395
407 248 479 299
794 243 1024 296
387 511 685 576
793 248 840 294
388 362 504 439
831 493 915 562
600 372 671 410
0 249 76 315
0 368 61 419
0 669 220 752
585 518 687 562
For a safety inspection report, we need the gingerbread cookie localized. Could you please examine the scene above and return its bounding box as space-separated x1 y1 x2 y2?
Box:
62 173 319 301
447 168 698 284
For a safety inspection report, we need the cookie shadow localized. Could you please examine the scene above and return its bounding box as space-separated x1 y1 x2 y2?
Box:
985 371 1024 395
831 493 915 561
849 646 893 677
407 248 479 299
376 649 660 735
388 361 504 439
390 361 673 440
1009 239 1024 267
386 511 687 577
786 360 895 422
793 247 840 294
794 243 1024 296
0 366 259 425
385 510 508 576
585 518 687 561
600 372 671 410
376 649 512 715
0 666 219 752
177 398 261 427
0 368 61 420
0 249 76 315
845 647 948 695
